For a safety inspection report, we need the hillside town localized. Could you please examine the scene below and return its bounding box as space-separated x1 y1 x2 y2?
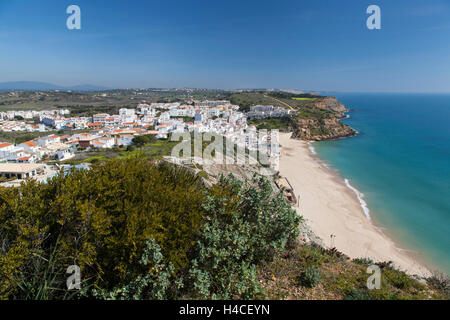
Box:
0 101 294 184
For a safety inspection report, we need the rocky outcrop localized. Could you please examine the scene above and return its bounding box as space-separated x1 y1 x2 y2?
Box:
289 96 356 141
291 117 355 141
312 97 348 112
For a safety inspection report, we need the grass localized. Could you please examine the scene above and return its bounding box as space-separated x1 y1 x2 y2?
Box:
229 92 288 112
294 107 334 119
62 138 181 165
258 242 448 300
247 117 293 131
228 91 324 112
426 273 450 299
0 89 232 115
292 97 316 101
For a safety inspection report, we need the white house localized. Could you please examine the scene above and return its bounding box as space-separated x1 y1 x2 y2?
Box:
119 108 135 116
54 147 75 161
117 135 134 147
0 142 15 158
16 154 37 163
92 137 115 149
19 140 40 153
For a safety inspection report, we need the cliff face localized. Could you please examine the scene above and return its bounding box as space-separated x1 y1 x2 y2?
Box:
313 97 348 112
290 97 355 141
291 117 355 141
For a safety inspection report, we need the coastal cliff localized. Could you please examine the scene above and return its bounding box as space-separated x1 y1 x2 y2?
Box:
290 97 356 141
291 116 355 141
231 90 355 141
313 96 348 113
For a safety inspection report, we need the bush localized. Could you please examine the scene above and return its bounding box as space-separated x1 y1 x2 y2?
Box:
0 157 206 298
427 273 450 298
91 239 179 300
344 288 372 300
353 258 374 266
188 174 301 299
384 270 411 290
301 265 321 288
0 157 301 300
132 134 156 146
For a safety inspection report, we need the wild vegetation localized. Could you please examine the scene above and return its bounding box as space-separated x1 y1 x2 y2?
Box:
0 156 300 299
227 90 354 140
0 155 447 300
0 89 447 300
0 129 90 144
259 243 449 300
248 117 293 132
0 89 230 114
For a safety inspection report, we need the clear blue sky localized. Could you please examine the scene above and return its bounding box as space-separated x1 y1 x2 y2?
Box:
0 0 449 92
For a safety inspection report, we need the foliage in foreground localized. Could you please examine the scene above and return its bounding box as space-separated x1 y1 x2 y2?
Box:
0 156 300 300
259 243 449 300
188 175 300 299
1 155 446 300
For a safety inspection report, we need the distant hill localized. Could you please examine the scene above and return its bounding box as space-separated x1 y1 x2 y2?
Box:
0 81 110 92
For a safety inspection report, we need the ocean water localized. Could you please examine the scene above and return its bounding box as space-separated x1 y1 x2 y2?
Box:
314 93 450 274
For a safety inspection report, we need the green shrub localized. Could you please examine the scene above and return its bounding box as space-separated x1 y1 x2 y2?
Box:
353 258 374 266
384 269 417 290
132 134 156 146
91 239 179 300
0 157 206 298
301 265 321 288
343 288 372 300
427 273 450 298
0 157 301 300
188 174 301 299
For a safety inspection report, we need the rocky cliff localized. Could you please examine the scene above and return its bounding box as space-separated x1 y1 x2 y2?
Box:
290 97 355 141
314 97 348 112
291 117 355 141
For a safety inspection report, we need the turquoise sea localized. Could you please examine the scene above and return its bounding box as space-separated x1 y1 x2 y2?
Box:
314 93 450 274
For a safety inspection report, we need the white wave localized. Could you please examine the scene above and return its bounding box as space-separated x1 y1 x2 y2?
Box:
394 246 408 252
308 142 317 155
344 178 371 221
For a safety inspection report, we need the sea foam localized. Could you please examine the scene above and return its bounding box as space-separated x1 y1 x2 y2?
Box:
344 178 371 221
308 142 317 155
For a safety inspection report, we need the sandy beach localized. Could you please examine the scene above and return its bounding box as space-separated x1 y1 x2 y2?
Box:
278 132 432 277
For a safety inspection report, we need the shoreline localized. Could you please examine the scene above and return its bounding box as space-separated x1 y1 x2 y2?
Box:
307 141 436 274
278 132 432 277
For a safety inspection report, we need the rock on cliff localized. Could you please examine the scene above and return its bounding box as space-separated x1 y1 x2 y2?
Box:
291 117 355 141
313 97 348 112
289 96 355 141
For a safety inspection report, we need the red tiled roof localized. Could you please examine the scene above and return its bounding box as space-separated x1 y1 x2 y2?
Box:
22 141 38 147
0 143 12 148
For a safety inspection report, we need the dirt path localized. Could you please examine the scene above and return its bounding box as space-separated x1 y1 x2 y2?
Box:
263 94 295 111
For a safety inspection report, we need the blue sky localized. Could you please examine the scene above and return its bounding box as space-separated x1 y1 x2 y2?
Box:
0 0 449 92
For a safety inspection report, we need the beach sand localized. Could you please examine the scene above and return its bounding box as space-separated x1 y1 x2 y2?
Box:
278 132 431 277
